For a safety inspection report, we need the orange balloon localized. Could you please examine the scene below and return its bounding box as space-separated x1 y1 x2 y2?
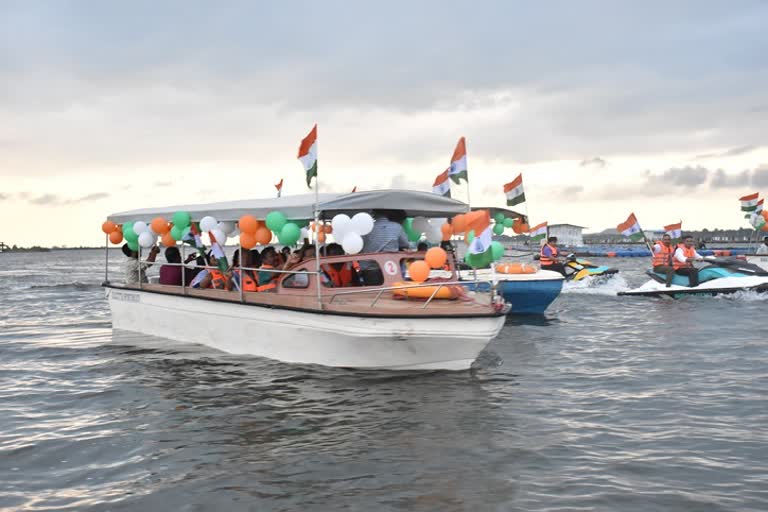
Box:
161 232 176 247
317 231 326 243
239 215 260 234
440 223 453 241
109 230 124 244
102 220 116 234
762 210 768 222
240 232 257 249
409 260 431 283
452 214 466 233
151 217 170 234
255 226 272 245
425 247 447 269
762 224 768 232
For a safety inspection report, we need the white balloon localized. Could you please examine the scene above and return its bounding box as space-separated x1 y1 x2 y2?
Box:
342 232 364 255
138 231 156 248
200 216 218 233
426 226 442 243
300 227 310 242
332 214 352 239
351 212 374 236
133 221 148 235
412 216 429 234
217 221 236 236
210 229 227 246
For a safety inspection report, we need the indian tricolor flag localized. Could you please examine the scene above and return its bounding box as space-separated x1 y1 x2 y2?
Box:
664 221 682 241
529 221 547 242
297 124 318 188
740 192 759 212
750 211 766 230
618 213 644 241
432 168 451 197
448 137 468 184
756 198 764 214
465 209 492 254
208 230 229 272
275 178 283 198
504 174 525 206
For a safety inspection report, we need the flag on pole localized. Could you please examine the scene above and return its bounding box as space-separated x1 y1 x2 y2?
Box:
529 222 548 242
740 192 759 212
664 221 682 241
750 212 766 230
351 186 357 193
432 168 451 197
448 137 468 184
756 198 764 214
297 124 318 188
504 174 525 206
274 178 284 198
617 213 644 241
183 223 205 255
208 231 229 272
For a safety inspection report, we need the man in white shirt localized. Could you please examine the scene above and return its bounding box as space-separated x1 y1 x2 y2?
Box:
673 235 703 287
757 237 768 255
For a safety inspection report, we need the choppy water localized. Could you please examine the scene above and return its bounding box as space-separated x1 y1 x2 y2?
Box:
1 249 767 511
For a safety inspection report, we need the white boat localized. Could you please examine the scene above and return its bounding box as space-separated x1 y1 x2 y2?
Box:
746 254 768 272
105 191 508 371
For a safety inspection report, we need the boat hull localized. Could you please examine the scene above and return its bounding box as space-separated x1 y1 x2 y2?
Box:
619 275 768 298
747 255 768 272
461 270 563 314
106 288 505 371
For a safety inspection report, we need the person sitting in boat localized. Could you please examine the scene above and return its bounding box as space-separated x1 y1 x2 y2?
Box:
256 247 280 291
539 236 566 276
228 250 258 292
321 243 360 288
199 253 231 290
673 235 704 287
757 236 768 255
360 209 410 284
122 243 159 286
651 234 676 287
417 242 429 252
159 246 198 286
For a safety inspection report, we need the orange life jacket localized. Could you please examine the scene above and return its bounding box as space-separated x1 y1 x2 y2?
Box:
652 241 674 267
540 244 559 266
209 269 229 289
256 264 278 292
673 244 696 270
236 269 257 292
323 263 353 287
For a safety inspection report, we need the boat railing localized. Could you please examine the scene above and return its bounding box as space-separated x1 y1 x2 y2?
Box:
326 279 499 310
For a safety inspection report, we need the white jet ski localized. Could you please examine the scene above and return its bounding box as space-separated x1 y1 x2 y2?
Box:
619 257 768 298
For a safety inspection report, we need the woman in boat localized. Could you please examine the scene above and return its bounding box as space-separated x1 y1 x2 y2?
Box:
159 246 197 286
228 250 258 292
321 243 360 287
256 247 280 291
122 243 159 286
199 252 232 290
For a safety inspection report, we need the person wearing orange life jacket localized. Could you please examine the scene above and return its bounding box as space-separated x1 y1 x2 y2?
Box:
227 249 259 292
200 253 232 290
652 233 676 287
321 243 360 287
540 236 566 277
673 235 704 287
255 247 281 292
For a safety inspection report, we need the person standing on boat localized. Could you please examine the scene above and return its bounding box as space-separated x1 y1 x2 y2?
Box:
673 235 704 287
757 236 768 255
360 210 410 284
122 243 159 286
539 237 566 276
652 234 676 287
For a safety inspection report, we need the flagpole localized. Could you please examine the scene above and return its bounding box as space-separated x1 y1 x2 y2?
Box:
313 142 322 310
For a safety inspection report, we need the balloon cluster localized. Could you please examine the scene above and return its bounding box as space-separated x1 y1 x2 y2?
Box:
330 212 374 254
402 217 445 244
101 221 124 245
238 214 272 249
408 247 448 283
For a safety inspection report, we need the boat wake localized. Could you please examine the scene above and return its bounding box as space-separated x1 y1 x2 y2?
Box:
715 290 768 302
562 274 630 296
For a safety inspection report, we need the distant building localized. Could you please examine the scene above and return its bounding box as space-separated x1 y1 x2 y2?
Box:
548 224 585 247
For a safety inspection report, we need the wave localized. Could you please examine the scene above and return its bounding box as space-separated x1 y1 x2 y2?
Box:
561 274 631 296
27 282 102 291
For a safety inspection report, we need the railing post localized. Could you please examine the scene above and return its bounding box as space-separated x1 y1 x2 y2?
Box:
104 233 109 284
239 237 245 303
181 243 187 295
137 244 142 290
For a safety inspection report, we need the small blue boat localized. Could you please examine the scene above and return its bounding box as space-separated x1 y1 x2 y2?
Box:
461 269 564 314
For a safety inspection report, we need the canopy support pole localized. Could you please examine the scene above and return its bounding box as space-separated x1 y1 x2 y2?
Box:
314 165 323 310
104 234 109 283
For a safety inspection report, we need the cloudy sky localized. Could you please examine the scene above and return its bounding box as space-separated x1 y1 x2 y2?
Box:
2 1 768 246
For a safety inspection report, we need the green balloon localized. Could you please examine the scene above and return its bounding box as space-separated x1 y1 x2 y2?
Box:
494 212 505 224
266 211 287 233
294 219 310 228
170 225 184 241
466 252 484 269
503 217 514 228
126 239 139 252
122 222 138 243
278 222 301 246
182 226 191 240
493 223 505 236
466 229 475 243
172 211 191 229
490 241 505 261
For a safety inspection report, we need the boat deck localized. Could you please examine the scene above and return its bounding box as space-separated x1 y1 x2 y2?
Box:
110 283 501 318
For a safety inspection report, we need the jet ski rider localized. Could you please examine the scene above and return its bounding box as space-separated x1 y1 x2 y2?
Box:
673 235 704 287
652 234 676 287
540 236 567 277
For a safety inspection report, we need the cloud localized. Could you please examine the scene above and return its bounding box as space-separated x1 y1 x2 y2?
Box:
0 193 9 201
752 166 768 188
645 166 709 188
579 157 606 168
560 185 584 197
695 145 760 160
154 181 172 187
29 194 60 205
26 192 110 206
74 192 110 202
710 169 751 189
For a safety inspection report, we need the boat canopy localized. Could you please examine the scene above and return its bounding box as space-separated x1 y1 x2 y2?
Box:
472 206 525 219
108 193 341 223
108 189 470 223
318 190 468 217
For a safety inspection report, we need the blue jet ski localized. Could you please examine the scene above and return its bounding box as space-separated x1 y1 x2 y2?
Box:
564 254 619 282
619 257 768 298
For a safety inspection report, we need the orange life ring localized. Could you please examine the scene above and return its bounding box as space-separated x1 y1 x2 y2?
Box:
496 263 537 274
391 281 458 300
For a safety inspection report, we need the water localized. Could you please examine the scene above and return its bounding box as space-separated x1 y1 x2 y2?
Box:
1 250 767 511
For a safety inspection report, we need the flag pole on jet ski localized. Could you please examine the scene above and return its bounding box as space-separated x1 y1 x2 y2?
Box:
617 212 653 253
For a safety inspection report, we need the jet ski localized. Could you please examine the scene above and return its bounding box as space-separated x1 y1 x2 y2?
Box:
564 254 619 282
619 257 768 298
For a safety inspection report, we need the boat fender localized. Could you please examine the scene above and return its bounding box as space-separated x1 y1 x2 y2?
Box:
496 263 537 274
391 281 458 300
